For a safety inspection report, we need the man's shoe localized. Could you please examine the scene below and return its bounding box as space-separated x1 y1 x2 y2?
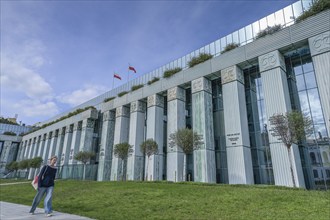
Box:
29 212 34 215
46 213 53 217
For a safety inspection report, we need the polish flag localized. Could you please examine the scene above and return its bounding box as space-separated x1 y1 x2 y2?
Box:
128 66 136 73
114 74 121 80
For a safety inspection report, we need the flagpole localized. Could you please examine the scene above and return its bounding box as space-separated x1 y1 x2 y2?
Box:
127 63 130 86
112 72 115 90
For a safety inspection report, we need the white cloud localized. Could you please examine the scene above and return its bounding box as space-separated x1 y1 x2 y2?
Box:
57 84 108 107
13 99 59 117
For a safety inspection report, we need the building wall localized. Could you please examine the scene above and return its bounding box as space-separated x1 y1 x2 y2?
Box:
16 9 330 188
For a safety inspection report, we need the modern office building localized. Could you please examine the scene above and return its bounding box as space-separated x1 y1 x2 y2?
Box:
14 1 329 189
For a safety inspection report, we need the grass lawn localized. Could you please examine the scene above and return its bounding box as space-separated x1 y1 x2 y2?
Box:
1 180 329 219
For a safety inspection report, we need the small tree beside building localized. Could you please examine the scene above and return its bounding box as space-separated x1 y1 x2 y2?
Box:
113 142 133 181
169 128 203 181
74 151 95 180
140 139 158 181
269 111 313 187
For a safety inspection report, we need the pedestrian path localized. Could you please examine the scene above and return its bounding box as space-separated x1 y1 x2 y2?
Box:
0 201 93 220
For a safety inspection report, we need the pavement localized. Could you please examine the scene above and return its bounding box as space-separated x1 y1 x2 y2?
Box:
0 201 93 220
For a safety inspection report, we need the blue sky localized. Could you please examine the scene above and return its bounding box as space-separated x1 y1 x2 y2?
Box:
1 0 297 126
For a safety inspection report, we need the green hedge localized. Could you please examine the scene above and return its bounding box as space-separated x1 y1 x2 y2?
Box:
118 91 128 97
147 77 160 85
3 131 17 136
131 84 144 91
104 97 115 103
188 53 213 68
296 0 330 22
221 43 240 54
163 67 182 78
256 25 282 39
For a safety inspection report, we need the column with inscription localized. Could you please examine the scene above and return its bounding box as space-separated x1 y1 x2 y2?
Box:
61 125 73 179
69 122 82 165
191 77 216 183
54 127 65 164
127 101 146 181
48 130 58 160
97 110 115 181
146 94 164 181
110 106 130 181
42 132 52 164
259 50 305 187
167 87 186 182
221 65 254 184
79 119 95 152
308 31 330 132
28 137 38 179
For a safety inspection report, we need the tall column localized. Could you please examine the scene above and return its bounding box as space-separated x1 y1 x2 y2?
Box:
221 66 254 184
259 50 305 188
146 94 164 181
42 133 52 164
110 106 130 181
54 127 65 164
47 130 58 160
28 137 36 159
24 139 31 159
28 137 38 179
309 31 330 132
30 136 42 178
79 119 95 152
0 141 12 165
61 125 73 166
38 135 46 162
167 87 186 182
16 142 24 161
97 110 115 181
69 122 82 165
192 77 216 183
127 100 146 181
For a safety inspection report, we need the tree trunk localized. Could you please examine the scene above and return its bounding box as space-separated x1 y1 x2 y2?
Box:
146 156 149 181
287 146 296 188
183 154 187 182
83 164 86 180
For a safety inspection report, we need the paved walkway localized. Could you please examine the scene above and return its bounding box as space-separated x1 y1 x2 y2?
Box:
0 201 93 220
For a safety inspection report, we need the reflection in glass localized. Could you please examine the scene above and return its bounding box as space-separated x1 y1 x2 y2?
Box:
267 13 276 27
302 0 313 11
296 74 305 91
308 89 324 124
283 5 294 24
292 1 303 18
305 72 317 89
275 10 285 26
298 90 309 112
302 57 313 72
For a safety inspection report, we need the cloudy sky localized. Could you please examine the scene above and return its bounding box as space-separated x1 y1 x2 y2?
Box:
1 0 297 126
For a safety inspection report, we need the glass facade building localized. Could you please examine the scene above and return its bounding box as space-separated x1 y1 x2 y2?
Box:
12 1 330 189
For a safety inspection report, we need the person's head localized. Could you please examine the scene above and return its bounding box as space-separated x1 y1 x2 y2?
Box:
49 156 58 166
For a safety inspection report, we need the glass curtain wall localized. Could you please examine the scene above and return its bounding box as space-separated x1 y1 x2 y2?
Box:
285 46 330 190
212 78 228 183
244 65 274 185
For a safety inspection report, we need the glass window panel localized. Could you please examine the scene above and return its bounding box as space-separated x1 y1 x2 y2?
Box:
220 37 226 51
292 1 303 19
210 42 215 55
305 72 317 89
199 47 205 54
239 28 246 44
295 74 305 91
267 13 276 27
275 10 285 26
308 89 324 124
182 56 186 68
245 25 253 43
283 5 294 24
226 34 232 45
215 39 221 54
233 31 239 44
298 91 310 112
302 56 313 72
252 21 260 38
259 17 268 30
292 59 303 75
205 44 210 54
302 0 313 11
314 124 328 140
258 85 264 100
195 49 200 57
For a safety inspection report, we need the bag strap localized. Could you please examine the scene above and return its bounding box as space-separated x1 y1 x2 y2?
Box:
39 165 48 179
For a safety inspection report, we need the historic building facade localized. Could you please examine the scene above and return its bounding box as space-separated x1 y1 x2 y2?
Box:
15 2 329 189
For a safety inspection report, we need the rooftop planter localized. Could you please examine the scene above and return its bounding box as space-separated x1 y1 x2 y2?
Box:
255 25 282 39
221 43 240 54
163 67 182 78
188 53 213 68
147 77 160 85
118 91 128 97
296 0 330 22
3 131 17 136
104 97 115 103
131 84 144 92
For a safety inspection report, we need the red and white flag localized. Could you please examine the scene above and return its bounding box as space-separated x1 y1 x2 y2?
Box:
114 74 121 80
128 66 136 73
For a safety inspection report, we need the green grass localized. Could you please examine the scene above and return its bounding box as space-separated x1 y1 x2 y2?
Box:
1 180 329 220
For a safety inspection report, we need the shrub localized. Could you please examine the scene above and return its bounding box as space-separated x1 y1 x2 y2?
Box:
104 97 115 103
163 67 182 78
131 84 144 91
147 77 160 85
3 131 17 136
221 43 240 54
188 53 213 68
296 0 330 22
0 117 19 125
118 91 128 97
255 25 282 39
